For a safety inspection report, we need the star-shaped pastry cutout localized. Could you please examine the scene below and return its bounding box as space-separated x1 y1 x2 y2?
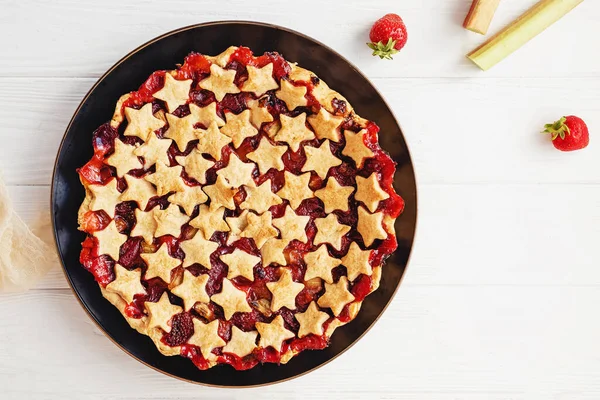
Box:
277 171 314 209
164 113 202 152
124 103 165 142
222 326 257 358
168 185 208 216
355 173 390 213
357 206 387 247
153 73 192 112
220 110 259 148
318 276 355 316
314 214 351 251
189 205 230 240
131 208 157 243
226 210 248 233
89 178 121 218
261 238 287 267
141 243 181 283
198 63 240 101
188 319 226 359
247 98 274 129
295 301 330 338
241 63 279 96
145 162 186 196
341 242 373 281
225 210 249 244
196 121 232 161
246 137 286 175
274 113 315 152
303 245 341 284
276 79 307 110
216 153 256 188
256 315 294 352
179 231 218 269
307 107 344 142
175 150 214 184
120 175 156 211
211 279 252 320
240 180 282 214
94 220 127 261
205 46 238 67
240 211 278 249
266 268 304 311
189 102 225 128
272 205 309 243
145 292 183 332
153 204 189 237
314 177 355 213
171 270 210 311
133 133 172 167
106 139 142 177
106 264 146 304
301 140 342 179
203 176 238 211
342 129 374 168
221 249 261 281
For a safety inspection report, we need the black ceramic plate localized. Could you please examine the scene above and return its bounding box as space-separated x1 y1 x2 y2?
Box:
51 21 417 387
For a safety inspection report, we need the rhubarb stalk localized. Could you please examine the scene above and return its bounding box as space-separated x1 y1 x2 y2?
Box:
467 0 584 70
464 0 501 35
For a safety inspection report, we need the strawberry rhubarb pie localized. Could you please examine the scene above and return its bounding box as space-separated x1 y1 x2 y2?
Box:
77 46 404 370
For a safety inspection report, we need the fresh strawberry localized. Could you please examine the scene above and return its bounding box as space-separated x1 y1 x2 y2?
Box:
543 115 589 152
367 13 408 60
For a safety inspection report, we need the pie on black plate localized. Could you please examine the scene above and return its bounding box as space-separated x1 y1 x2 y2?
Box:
52 21 417 386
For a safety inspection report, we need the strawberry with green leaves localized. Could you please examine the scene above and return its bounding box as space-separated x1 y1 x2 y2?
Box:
543 116 589 152
367 13 408 60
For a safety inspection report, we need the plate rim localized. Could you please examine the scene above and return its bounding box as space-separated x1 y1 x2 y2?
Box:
50 20 418 388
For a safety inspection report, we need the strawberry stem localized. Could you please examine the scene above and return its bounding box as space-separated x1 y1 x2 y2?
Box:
543 116 571 140
367 38 399 60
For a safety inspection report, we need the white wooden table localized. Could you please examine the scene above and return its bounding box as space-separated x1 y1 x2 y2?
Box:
1 0 599 398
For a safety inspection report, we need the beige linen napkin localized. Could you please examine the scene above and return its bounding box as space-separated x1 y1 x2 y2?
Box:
0 178 56 292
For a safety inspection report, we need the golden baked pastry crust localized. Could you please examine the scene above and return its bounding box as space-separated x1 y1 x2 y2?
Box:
77 46 404 371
